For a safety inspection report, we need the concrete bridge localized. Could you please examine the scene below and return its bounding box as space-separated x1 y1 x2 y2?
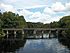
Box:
23 28 69 30
2 28 70 39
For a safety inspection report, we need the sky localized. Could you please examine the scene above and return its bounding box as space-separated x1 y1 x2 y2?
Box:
0 0 70 24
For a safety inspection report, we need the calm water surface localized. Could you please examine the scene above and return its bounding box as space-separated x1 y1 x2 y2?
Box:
15 38 70 53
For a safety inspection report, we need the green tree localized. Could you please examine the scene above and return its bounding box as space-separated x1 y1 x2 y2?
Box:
58 16 70 28
58 16 70 38
50 21 60 28
1 12 27 28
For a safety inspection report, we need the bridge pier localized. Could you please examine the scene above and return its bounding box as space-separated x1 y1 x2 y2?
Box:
22 30 24 39
33 30 36 38
42 31 44 38
56 30 59 38
49 30 51 38
7 30 9 38
33 30 36 34
14 30 16 38
22 30 24 35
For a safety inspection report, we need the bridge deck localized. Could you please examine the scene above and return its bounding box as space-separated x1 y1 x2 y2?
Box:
2 28 70 31
2 39 24 41
2 28 23 30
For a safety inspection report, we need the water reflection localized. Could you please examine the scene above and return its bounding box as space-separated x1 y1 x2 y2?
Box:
0 39 26 53
16 39 70 53
58 33 70 50
25 33 56 39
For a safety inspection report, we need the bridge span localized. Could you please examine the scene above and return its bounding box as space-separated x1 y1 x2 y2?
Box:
23 28 69 30
2 28 70 39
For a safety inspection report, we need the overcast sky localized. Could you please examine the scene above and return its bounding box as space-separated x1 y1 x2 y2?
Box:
0 0 70 23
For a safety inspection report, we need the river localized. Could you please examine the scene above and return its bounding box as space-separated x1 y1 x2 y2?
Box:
15 38 70 53
0 33 70 53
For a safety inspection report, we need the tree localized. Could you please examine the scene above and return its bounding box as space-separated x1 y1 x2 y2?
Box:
26 22 43 28
58 16 70 38
50 21 60 28
58 16 70 28
1 12 27 28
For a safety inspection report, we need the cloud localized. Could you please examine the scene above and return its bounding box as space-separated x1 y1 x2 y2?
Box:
16 9 34 22
0 3 33 17
0 0 70 24
39 14 62 24
38 14 51 23
28 11 54 23
17 9 33 17
65 2 70 11
0 3 34 22
25 5 47 9
0 3 16 13
43 7 55 15
7 0 17 3
28 12 42 22
51 2 65 12
29 12 41 19
1 0 17 3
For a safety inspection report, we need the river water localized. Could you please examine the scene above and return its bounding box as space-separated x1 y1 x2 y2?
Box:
15 38 70 53
0 34 70 53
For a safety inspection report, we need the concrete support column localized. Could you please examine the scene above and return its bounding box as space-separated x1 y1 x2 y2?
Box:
56 30 58 34
56 30 58 33
42 31 44 38
22 30 24 35
22 30 24 39
42 31 44 34
56 30 58 38
7 30 9 38
49 30 51 38
14 30 16 38
34 30 36 38
33 30 36 34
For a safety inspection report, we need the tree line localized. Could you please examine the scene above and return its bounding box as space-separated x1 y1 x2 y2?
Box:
27 16 70 28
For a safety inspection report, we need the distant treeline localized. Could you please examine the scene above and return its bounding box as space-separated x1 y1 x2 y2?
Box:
27 16 70 28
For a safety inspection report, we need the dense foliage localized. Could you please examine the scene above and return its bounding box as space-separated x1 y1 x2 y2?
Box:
0 12 27 28
26 22 43 28
58 16 70 38
58 16 70 28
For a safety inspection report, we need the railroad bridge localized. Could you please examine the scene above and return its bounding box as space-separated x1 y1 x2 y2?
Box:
2 28 69 39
